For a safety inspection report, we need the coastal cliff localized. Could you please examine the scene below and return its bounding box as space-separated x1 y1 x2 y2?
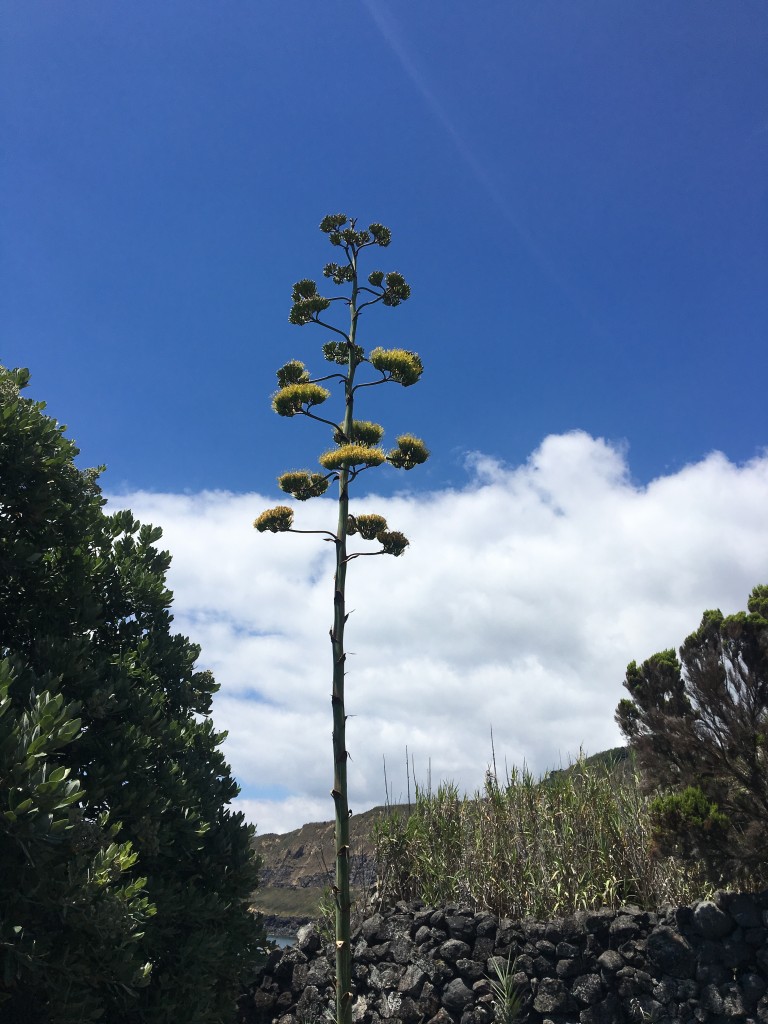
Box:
252 804 396 933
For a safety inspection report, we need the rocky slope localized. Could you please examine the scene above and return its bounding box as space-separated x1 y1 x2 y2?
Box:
252 804 399 931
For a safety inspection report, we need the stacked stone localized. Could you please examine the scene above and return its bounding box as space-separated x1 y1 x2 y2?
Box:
239 890 768 1024
260 913 312 939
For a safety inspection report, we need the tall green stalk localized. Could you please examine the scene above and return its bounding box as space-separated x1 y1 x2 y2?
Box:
254 214 428 1024
329 259 357 1022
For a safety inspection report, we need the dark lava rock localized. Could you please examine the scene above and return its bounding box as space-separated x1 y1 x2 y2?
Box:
580 992 621 1024
446 915 475 943
362 914 387 944
455 958 484 983
740 971 767 1008
427 1009 454 1024
475 913 497 938
296 921 322 954
391 934 415 964
533 977 576 1015
721 933 752 969
368 962 401 992
609 914 640 946
397 964 428 997
473 936 495 962
693 900 733 939
729 893 762 929
440 938 472 963
535 939 557 959
597 949 624 975
556 956 585 979
442 977 474 1015
571 973 604 1007
646 925 696 979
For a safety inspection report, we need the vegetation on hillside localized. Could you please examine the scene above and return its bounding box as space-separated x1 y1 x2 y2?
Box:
375 587 768 921
0 365 264 1024
617 585 768 887
373 753 712 921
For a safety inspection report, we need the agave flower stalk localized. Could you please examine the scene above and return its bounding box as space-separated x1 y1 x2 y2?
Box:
254 215 428 1024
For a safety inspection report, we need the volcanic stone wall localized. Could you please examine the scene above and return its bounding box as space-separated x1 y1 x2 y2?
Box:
239 890 768 1024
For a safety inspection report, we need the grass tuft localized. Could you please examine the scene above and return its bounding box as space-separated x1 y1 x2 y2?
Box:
488 954 524 1024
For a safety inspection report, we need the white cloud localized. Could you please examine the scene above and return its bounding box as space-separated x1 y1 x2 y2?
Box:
109 432 768 835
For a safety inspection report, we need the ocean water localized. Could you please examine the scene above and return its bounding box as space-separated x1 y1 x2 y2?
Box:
268 935 294 948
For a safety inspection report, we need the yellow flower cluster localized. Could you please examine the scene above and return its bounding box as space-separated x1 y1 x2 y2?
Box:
253 506 294 533
272 382 331 417
378 530 409 556
319 445 386 471
369 347 423 386
334 420 385 446
349 513 388 540
278 471 329 501
276 360 310 389
388 434 429 470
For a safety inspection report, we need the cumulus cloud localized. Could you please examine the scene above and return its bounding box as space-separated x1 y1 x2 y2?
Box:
109 432 768 836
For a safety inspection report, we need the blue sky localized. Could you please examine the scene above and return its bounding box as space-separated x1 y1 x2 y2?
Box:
3 3 768 832
4 1 766 493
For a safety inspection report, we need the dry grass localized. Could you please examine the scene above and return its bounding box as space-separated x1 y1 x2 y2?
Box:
373 754 712 919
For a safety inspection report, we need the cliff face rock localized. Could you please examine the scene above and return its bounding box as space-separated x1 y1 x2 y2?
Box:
256 816 375 890
239 890 768 1024
252 805 393 926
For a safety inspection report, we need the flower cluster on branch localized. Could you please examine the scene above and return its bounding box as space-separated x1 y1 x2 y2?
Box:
278 472 330 501
319 445 386 471
253 506 294 533
369 347 423 386
272 382 330 417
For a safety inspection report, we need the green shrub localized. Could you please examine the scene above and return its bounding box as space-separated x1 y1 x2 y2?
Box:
0 365 265 1022
617 586 768 886
0 656 155 1023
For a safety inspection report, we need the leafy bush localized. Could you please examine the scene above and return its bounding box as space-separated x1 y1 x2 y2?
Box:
616 586 768 886
0 656 154 1024
0 365 265 1022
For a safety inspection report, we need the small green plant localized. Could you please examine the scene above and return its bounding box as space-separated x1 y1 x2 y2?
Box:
650 785 729 835
629 996 656 1022
488 954 524 1024
316 885 338 948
